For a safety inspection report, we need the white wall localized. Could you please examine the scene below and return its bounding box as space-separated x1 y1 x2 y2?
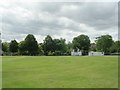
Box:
89 51 104 56
71 51 82 56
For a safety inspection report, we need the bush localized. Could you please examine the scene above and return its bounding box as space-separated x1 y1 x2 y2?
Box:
54 51 62 56
48 51 54 56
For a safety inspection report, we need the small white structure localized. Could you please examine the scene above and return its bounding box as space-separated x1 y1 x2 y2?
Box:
71 49 82 56
89 51 104 56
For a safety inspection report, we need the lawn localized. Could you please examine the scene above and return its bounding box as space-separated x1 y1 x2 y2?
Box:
2 56 118 88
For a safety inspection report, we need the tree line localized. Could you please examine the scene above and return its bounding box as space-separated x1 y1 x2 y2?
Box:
1 34 120 56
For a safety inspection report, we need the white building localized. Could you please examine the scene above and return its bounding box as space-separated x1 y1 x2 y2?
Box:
89 51 104 56
71 49 82 56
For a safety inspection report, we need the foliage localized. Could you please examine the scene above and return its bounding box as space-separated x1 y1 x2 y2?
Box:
72 34 90 55
19 41 27 55
96 35 113 54
1 34 119 56
9 40 18 54
53 38 67 55
2 42 9 53
110 41 120 53
24 34 39 55
38 44 44 55
66 42 73 55
42 35 55 55
90 43 97 51
115 41 120 53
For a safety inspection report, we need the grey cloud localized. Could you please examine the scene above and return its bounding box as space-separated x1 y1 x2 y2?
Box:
0 2 118 43
56 2 118 30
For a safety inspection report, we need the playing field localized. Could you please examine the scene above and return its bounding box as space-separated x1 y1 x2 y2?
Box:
2 56 118 88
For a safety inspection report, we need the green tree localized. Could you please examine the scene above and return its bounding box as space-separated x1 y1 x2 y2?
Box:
72 34 90 55
66 41 73 55
90 43 97 51
38 43 44 55
2 42 9 53
18 41 27 55
115 41 120 53
24 34 39 55
42 35 55 56
53 38 67 55
96 35 113 54
9 40 18 54
59 38 67 54
110 41 120 53
53 39 62 51
0 40 1 49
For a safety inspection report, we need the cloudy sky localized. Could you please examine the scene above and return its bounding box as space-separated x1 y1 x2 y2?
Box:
0 0 118 43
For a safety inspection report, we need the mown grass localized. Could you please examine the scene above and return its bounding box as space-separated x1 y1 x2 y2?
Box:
2 56 118 88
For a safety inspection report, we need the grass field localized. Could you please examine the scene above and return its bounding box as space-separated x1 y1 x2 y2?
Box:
2 56 118 88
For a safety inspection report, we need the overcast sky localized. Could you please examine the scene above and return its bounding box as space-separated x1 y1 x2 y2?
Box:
0 1 118 43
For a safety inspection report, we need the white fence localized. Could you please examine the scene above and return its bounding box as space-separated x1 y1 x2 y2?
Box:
89 51 104 56
71 49 104 56
71 49 82 56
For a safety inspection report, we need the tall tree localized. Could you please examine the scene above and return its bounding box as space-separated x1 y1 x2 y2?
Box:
59 38 67 54
66 41 73 55
96 35 113 54
2 42 9 53
24 34 39 55
72 34 90 55
9 40 18 53
110 41 120 53
42 35 55 55
53 38 67 55
90 43 97 51
38 43 44 55
115 41 120 53
0 40 1 50
18 41 27 55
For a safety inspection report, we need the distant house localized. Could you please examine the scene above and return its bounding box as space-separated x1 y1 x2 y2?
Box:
71 49 82 56
89 51 104 56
